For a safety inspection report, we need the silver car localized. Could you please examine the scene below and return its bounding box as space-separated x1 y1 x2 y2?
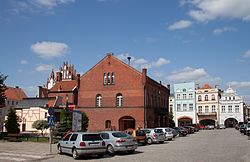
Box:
141 128 165 144
57 132 106 159
99 131 138 156
156 127 174 141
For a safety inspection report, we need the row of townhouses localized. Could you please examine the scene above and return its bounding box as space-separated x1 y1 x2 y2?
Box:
1 53 250 133
170 82 249 128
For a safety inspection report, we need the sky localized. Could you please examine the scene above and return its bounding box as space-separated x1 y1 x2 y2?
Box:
0 0 250 104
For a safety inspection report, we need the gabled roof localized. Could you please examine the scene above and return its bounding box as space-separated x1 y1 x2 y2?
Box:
49 80 77 92
5 86 27 101
16 97 61 108
81 53 142 79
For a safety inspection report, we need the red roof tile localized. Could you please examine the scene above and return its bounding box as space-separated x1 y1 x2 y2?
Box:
201 83 212 89
49 80 77 92
5 86 27 100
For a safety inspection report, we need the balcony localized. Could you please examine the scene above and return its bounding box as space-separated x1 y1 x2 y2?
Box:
197 112 217 116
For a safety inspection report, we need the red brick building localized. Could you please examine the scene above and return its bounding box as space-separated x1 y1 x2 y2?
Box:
77 53 170 131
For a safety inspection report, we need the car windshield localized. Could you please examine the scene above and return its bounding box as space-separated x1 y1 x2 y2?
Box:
136 130 146 136
154 129 163 133
82 134 102 141
112 132 128 138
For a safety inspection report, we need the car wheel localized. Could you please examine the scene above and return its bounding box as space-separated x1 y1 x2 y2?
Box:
72 148 79 159
107 145 115 156
97 153 104 158
57 145 62 154
127 149 135 154
159 141 164 144
168 138 172 141
147 138 153 145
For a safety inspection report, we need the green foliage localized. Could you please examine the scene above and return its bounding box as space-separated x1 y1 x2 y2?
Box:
53 109 72 138
5 108 20 134
32 120 48 136
0 73 7 107
82 111 89 132
168 112 175 127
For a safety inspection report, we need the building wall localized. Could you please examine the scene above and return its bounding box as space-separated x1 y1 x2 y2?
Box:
173 82 196 126
219 88 244 125
16 107 49 134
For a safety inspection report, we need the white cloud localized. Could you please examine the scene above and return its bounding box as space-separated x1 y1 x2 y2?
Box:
183 0 250 22
32 0 75 9
20 60 28 64
31 41 69 59
213 27 237 35
242 50 250 58
226 81 250 89
35 64 56 72
117 53 170 70
168 20 192 30
167 66 221 85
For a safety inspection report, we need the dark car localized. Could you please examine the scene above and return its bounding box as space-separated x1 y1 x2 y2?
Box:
239 124 247 134
173 127 187 137
183 126 195 134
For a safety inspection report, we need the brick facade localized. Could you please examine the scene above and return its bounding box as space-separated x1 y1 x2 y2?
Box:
78 53 170 131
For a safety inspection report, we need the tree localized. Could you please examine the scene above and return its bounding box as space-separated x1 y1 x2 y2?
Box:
5 108 20 134
32 120 48 136
82 111 89 132
0 73 7 108
168 112 175 128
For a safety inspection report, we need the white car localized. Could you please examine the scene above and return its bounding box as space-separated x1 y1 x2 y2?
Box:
155 127 174 141
205 125 215 130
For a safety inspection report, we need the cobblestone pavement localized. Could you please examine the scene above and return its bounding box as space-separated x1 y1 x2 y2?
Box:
0 129 250 162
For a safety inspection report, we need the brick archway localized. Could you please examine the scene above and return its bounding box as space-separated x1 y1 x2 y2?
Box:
224 118 238 128
119 116 135 131
178 116 193 126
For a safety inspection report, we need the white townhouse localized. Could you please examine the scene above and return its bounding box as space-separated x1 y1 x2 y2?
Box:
219 87 244 127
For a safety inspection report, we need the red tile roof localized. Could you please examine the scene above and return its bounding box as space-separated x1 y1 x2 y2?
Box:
201 83 212 89
5 86 27 100
49 80 77 92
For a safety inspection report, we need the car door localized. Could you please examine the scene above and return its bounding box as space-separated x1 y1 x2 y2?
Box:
100 133 110 147
68 134 78 154
61 133 72 154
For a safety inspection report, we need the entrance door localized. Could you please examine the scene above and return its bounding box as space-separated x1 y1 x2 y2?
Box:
22 123 26 132
119 116 135 131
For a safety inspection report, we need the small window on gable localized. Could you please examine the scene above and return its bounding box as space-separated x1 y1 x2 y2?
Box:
103 73 107 85
111 73 115 84
116 93 123 107
107 73 111 84
183 89 186 92
96 94 102 107
205 95 208 101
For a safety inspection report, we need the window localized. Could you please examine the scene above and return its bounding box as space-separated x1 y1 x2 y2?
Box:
63 134 71 141
116 93 123 107
177 94 180 99
96 94 102 107
233 97 235 100
189 93 193 99
183 89 186 92
183 94 186 99
107 73 111 84
198 95 202 101
183 104 187 111
12 101 14 105
100 133 109 139
205 106 209 113
198 106 202 113
70 134 78 141
111 73 115 84
235 105 239 113
169 104 173 113
189 104 193 111
44 112 47 118
212 105 216 112
229 97 231 100
211 94 215 101
177 104 181 111
103 73 107 85
105 120 111 129
205 95 208 101
228 105 232 113
222 106 225 113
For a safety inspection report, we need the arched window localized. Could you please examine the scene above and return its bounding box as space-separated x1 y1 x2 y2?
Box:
205 95 208 101
107 73 111 84
111 73 115 84
96 94 102 107
211 94 215 100
105 120 111 129
198 95 202 101
103 73 107 85
183 89 186 92
116 93 123 107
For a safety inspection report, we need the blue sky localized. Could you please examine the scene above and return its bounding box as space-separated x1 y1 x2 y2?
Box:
0 0 250 104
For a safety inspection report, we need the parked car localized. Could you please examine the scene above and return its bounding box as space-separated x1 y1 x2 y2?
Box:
246 122 250 136
205 125 215 130
173 127 187 137
169 127 179 138
141 128 165 144
156 127 174 140
124 129 147 145
99 131 138 156
183 126 195 134
57 132 106 159
217 124 226 129
239 124 247 134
